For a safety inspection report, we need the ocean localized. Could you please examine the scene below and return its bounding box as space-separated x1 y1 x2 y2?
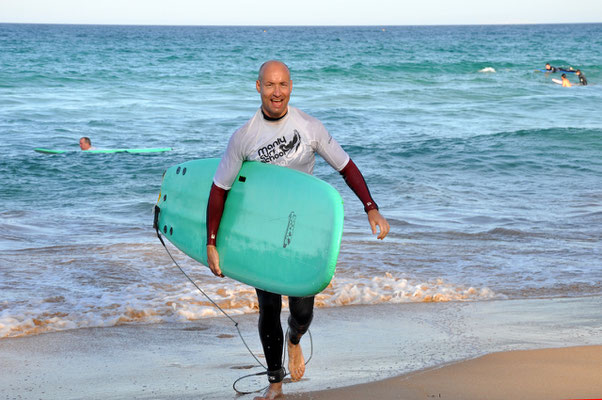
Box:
1 23 601 339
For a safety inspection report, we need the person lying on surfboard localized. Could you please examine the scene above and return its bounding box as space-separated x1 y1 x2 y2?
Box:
544 63 575 73
79 137 97 151
206 60 390 400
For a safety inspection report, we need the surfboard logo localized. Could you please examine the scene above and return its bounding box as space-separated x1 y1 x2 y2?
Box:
283 211 296 248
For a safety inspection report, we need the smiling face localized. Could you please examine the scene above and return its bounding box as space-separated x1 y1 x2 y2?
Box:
256 61 292 119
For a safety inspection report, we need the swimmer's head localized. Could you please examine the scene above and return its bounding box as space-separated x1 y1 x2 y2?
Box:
79 137 92 151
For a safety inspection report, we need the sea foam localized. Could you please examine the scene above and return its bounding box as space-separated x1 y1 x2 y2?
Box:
0 272 498 338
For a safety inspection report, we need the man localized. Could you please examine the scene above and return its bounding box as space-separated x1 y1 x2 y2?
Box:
206 60 390 400
79 137 96 151
544 63 558 73
561 73 572 87
576 69 588 86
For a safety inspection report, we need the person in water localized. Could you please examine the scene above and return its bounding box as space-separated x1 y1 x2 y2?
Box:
79 137 96 151
561 73 572 87
206 60 390 400
544 63 575 73
576 69 588 86
544 63 558 73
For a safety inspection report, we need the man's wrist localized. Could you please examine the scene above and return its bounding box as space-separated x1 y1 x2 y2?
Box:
364 202 379 213
207 233 217 246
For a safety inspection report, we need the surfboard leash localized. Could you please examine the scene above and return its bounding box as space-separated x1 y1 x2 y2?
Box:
153 205 314 395
231 328 314 395
153 206 266 367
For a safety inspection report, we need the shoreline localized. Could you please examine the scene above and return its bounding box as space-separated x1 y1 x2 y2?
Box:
1 296 601 399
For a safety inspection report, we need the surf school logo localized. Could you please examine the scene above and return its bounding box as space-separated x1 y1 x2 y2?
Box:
283 211 296 248
258 130 301 163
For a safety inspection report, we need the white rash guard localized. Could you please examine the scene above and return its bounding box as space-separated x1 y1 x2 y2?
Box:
213 106 350 190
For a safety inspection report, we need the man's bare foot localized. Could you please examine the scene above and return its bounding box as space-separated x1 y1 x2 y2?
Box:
287 339 305 381
253 382 283 400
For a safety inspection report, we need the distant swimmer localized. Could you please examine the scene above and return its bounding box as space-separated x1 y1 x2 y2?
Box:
561 73 572 87
79 137 96 151
544 63 558 73
543 63 575 73
576 69 588 86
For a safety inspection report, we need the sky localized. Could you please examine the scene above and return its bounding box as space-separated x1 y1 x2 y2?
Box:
1 0 601 26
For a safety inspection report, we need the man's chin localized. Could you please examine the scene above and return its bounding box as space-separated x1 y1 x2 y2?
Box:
265 106 287 119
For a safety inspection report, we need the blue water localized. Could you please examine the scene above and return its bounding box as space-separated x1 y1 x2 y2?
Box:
1 23 601 338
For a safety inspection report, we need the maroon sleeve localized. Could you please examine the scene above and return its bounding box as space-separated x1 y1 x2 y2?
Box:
206 183 228 246
339 159 379 213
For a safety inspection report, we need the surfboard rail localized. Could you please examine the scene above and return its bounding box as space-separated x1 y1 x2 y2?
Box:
34 147 173 154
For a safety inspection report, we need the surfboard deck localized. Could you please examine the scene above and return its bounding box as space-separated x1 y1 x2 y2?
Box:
156 158 344 297
552 78 574 86
34 147 173 154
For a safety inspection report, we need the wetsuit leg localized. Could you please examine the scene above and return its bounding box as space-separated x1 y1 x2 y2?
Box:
288 295 315 345
256 288 285 382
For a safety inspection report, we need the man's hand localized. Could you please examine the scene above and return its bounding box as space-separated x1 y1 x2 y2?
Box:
206 245 224 277
367 209 390 240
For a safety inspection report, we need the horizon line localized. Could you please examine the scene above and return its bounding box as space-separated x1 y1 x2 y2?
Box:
1 21 601 28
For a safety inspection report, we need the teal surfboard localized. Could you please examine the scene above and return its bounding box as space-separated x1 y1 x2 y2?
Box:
156 158 344 297
34 147 172 154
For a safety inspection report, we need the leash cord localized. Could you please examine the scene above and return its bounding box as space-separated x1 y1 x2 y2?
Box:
154 205 313 395
155 228 267 371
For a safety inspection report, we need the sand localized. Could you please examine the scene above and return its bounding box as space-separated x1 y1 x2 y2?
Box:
292 346 602 400
1 296 601 399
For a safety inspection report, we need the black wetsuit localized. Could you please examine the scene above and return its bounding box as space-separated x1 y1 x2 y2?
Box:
579 73 588 86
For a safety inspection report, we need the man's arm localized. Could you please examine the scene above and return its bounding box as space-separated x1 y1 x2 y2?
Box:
206 183 228 277
339 159 390 240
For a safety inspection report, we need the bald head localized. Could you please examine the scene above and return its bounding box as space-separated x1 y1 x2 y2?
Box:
258 60 290 82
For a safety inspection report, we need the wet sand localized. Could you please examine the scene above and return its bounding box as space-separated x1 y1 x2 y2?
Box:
292 346 602 400
1 296 601 399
